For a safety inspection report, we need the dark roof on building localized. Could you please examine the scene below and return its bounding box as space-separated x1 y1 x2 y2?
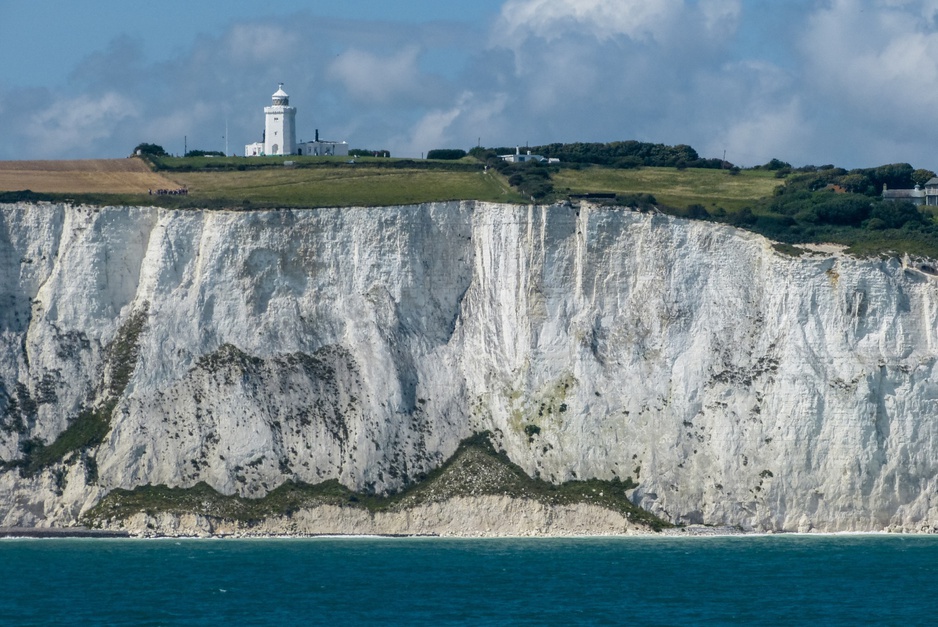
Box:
882 187 924 199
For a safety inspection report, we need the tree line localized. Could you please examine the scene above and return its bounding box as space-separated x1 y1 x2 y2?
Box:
469 141 727 169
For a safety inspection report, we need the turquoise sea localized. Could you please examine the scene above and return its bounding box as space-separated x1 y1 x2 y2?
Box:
2 535 936 625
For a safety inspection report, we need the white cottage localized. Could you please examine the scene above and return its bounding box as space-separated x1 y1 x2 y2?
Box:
499 147 559 164
297 130 348 157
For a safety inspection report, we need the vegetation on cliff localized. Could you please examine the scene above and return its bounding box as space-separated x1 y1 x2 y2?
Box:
5 307 148 480
82 432 670 532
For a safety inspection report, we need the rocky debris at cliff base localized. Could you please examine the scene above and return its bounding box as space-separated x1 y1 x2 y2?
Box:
81 434 672 536
659 525 747 536
95 496 658 538
0 526 129 538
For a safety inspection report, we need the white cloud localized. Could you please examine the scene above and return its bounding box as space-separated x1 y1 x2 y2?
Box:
397 91 513 155
8 2 938 167
494 0 740 47
141 102 219 148
25 92 138 156
712 101 812 168
328 46 422 103
0 6 759 161
225 23 301 63
699 0 742 38
799 0 938 151
402 105 463 156
494 0 683 44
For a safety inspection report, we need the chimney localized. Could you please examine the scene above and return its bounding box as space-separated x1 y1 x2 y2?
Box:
315 129 319 142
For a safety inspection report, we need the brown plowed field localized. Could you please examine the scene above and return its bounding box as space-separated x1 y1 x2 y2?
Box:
0 159 180 194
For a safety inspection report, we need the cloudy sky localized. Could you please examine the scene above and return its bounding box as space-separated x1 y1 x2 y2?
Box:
2 0 938 169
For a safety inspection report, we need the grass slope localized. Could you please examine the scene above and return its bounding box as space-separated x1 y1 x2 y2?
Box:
0 157 782 212
1 157 527 207
171 167 524 207
82 433 670 531
554 166 782 213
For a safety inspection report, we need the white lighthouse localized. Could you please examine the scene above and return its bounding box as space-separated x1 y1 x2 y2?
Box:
244 83 348 157
263 83 296 156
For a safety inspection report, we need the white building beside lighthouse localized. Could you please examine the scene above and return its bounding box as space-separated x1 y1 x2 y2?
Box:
244 84 348 157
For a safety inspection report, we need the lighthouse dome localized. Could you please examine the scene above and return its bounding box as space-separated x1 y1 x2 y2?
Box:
272 84 289 106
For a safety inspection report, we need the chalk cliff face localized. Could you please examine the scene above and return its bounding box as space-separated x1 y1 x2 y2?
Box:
1 200 937 532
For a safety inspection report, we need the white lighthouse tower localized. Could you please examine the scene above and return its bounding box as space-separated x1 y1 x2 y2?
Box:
263 83 296 156
245 82 347 157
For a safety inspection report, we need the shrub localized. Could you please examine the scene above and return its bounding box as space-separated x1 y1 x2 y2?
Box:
477 140 718 169
426 149 468 160
133 143 167 157
503 162 554 200
814 195 872 226
732 207 757 226
616 193 657 210
185 150 225 158
349 149 391 157
0 190 50 203
760 158 792 171
869 201 926 229
686 204 709 219
913 168 937 186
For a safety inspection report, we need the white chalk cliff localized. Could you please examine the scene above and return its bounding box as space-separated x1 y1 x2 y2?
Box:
1 200 937 532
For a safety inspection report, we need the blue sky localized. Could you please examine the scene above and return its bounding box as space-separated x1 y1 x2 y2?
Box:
2 0 938 169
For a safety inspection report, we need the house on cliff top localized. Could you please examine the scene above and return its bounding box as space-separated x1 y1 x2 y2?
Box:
881 177 938 206
499 147 560 164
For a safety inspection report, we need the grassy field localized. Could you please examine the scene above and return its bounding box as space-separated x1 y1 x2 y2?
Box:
0 159 178 194
554 166 783 212
0 157 780 211
171 167 525 207
150 154 482 171
0 157 527 207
